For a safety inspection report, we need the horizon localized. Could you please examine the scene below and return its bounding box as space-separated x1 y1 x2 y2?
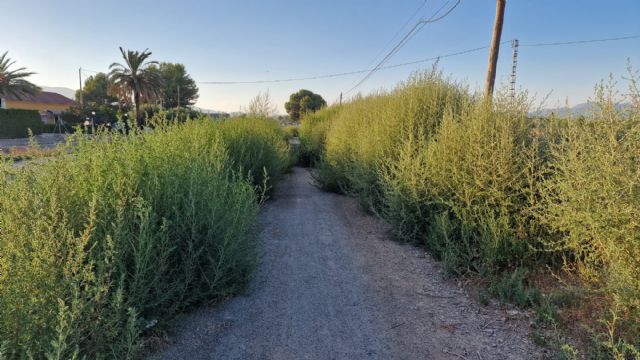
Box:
2 0 639 113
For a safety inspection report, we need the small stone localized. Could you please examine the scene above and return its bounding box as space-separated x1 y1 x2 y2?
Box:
144 319 158 330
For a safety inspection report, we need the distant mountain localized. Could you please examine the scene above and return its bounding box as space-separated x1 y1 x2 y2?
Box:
191 106 229 115
533 102 631 118
40 86 76 100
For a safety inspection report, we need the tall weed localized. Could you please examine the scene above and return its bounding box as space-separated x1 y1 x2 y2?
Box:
0 116 290 358
539 75 640 351
305 69 639 352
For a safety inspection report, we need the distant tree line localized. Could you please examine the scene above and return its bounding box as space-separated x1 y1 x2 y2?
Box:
69 47 200 124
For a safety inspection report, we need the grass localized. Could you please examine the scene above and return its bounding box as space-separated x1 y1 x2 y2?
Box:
301 67 640 358
0 115 290 359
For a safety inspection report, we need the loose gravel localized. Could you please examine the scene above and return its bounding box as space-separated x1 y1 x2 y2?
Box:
155 167 543 360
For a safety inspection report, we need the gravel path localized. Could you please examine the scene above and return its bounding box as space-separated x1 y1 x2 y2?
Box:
155 167 543 360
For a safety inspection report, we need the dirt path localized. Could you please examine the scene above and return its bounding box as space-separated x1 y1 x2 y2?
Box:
155 167 543 360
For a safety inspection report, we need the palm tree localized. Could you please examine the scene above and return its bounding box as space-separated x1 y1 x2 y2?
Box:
109 47 162 123
0 51 41 100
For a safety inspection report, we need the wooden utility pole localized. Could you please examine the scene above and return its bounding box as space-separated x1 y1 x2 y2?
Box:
484 0 506 99
339 92 342 106
78 68 84 106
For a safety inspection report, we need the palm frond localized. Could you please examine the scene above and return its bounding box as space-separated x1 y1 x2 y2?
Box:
108 47 163 119
0 51 40 99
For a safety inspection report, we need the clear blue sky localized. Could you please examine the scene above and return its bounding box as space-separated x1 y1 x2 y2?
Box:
2 0 638 113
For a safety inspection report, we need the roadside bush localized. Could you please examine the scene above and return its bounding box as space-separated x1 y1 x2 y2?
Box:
0 116 289 358
419 96 549 273
304 68 639 353
283 125 299 139
320 71 469 210
216 117 292 194
298 106 341 166
0 109 43 138
138 107 203 124
539 78 640 353
60 111 84 125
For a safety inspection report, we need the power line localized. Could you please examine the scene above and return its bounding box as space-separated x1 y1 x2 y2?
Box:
348 0 430 90
521 34 640 47
200 44 492 85
345 0 461 95
197 33 639 86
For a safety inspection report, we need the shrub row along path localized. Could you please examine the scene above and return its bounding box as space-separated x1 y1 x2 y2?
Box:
156 167 542 360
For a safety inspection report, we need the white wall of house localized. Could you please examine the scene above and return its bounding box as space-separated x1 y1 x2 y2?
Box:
0 98 6 109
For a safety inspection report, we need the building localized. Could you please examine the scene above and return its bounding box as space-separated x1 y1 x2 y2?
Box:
0 91 76 124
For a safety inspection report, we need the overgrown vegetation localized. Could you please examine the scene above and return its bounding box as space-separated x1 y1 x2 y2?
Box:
0 115 290 358
297 106 341 167
300 68 640 358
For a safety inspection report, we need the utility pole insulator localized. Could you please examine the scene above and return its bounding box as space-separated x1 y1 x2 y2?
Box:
484 0 506 99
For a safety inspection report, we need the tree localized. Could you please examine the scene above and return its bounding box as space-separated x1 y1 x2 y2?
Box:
246 90 277 118
109 47 163 122
284 89 326 121
149 63 199 108
0 51 40 99
75 72 118 106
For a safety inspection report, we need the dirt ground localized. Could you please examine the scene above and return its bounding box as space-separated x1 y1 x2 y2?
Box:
154 167 544 360
0 133 67 151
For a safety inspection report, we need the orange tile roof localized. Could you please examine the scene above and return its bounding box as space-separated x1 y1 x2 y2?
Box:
6 91 76 106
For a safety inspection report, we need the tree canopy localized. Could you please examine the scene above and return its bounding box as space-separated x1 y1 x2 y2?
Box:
109 47 162 121
148 63 199 108
0 51 40 100
75 72 118 106
284 89 326 121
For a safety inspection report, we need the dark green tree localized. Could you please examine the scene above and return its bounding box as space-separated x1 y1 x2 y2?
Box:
75 72 118 106
284 89 326 121
149 63 199 108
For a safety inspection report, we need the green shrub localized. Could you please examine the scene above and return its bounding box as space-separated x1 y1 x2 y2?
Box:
419 97 550 272
0 116 289 358
309 73 551 274
320 71 469 211
487 268 541 308
283 125 299 139
140 106 202 123
303 68 639 351
298 106 341 166
60 111 85 125
539 78 640 349
216 117 292 194
0 109 43 138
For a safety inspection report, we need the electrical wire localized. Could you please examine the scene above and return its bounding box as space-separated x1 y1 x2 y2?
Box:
521 34 640 47
197 33 639 86
345 0 461 95
347 0 430 90
200 43 494 85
